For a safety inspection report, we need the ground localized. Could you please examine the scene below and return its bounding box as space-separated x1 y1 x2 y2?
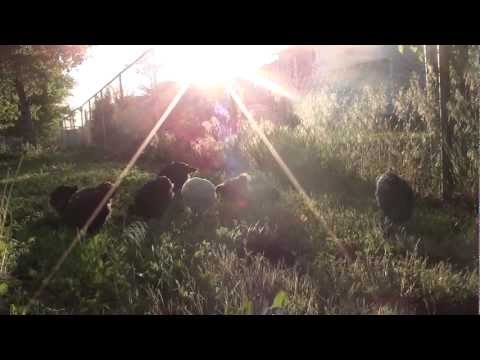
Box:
0 147 477 315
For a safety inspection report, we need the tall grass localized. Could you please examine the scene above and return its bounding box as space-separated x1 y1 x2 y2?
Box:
0 145 476 315
0 65 478 314
0 157 24 314
0 158 23 275
240 74 478 199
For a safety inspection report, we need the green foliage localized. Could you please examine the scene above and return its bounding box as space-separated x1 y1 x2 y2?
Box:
87 88 231 172
0 145 476 314
0 45 87 144
0 46 478 314
398 45 424 61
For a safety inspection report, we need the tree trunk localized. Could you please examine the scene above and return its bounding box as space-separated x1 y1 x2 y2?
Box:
438 45 454 201
14 73 36 145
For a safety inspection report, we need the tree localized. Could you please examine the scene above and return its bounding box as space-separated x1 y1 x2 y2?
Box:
0 45 87 145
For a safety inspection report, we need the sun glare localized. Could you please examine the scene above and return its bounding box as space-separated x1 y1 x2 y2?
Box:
69 45 292 109
35 45 309 306
152 45 290 87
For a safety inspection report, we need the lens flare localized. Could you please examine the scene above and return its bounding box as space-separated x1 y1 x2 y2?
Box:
152 45 290 87
33 46 351 312
26 83 191 312
228 84 350 260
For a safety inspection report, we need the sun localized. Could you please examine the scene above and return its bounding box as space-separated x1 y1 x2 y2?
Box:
152 45 290 87
68 45 294 109
38 45 315 306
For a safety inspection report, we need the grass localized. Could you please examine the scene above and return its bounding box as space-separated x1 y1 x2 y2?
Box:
0 79 478 315
0 141 477 315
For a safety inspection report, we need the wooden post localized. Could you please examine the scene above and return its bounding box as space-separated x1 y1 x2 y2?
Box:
424 45 428 91
119 74 124 99
85 108 89 145
438 45 454 201
88 99 92 123
424 45 440 100
101 97 106 149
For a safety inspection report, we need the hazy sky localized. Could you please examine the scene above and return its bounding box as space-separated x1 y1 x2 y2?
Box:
67 45 288 109
66 45 388 110
67 45 152 108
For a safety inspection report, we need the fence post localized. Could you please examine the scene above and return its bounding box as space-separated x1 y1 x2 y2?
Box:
101 99 106 149
80 107 84 128
88 99 92 121
84 108 89 145
119 74 124 99
425 45 440 100
438 45 454 201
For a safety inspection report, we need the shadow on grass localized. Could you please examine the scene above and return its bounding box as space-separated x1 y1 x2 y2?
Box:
409 200 478 270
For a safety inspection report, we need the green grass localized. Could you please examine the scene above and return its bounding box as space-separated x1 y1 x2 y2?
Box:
0 80 478 315
0 143 477 315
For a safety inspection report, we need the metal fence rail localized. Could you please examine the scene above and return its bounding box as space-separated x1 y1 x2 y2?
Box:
62 47 158 146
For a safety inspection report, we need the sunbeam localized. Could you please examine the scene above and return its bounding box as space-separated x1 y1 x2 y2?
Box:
29 46 348 312
243 72 300 101
26 82 191 312
227 84 350 260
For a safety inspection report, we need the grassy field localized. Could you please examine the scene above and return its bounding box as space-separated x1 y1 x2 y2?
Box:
0 141 477 315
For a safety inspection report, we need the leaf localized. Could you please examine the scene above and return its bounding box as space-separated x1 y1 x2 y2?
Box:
272 290 288 309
